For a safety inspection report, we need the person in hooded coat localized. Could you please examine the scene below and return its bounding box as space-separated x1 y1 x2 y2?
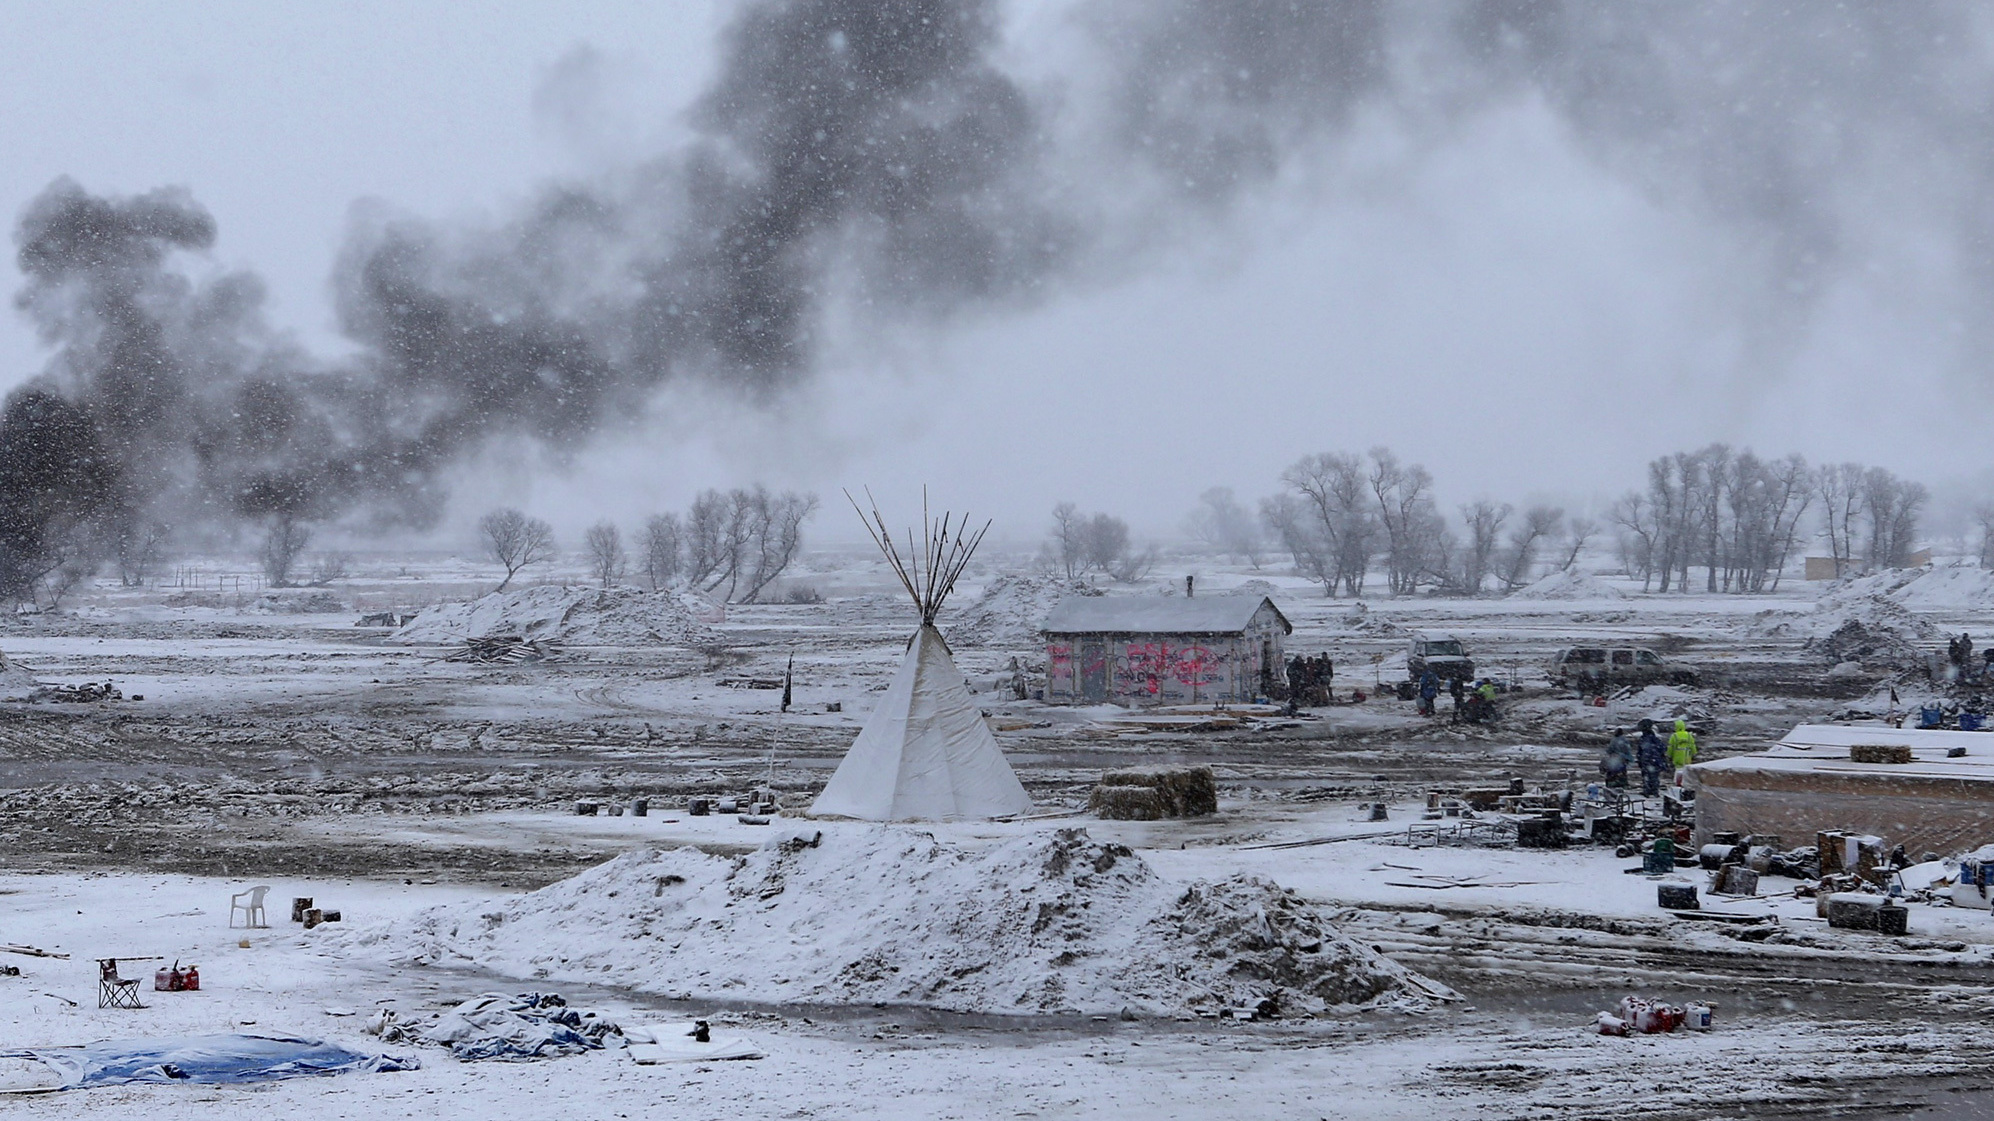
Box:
1666 718 1698 784
1601 727 1634 789
1636 718 1667 796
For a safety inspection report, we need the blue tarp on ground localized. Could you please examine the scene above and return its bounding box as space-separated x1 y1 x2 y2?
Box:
2 1033 419 1088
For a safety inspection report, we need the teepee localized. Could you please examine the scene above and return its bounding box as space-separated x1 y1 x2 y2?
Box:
811 495 1032 822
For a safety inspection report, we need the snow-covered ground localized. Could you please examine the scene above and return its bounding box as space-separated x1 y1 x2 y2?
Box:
9 554 1994 1116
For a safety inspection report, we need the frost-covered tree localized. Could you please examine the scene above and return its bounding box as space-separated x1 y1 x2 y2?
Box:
1457 500 1510 595
584 520 626 587
642 513 683 591
1273 452 1374 596
259 514 312 587
479 507 556 592
1185 487 1264 567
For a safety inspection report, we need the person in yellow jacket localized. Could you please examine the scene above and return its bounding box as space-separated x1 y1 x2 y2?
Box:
1666 719 1698 778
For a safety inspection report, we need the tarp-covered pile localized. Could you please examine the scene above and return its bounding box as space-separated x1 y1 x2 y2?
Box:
2 1034 416 1089
369 992 621 1061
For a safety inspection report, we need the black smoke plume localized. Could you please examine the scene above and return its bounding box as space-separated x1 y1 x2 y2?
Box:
7 0 1994 599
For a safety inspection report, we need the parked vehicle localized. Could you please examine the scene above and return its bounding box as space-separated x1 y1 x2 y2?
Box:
1549 645 1696 687
1408 634 1475 682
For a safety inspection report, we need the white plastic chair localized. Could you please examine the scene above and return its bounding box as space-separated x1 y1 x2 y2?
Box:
229 885 270 929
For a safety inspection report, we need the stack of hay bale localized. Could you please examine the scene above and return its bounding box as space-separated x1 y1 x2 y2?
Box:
1089 766 1219 821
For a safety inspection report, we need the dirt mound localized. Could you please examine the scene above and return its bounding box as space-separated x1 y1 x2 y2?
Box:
338 826 1444 1018
1804 595 1941 666
391 585 717 648
1511 571 1626 600
947 575 1101 648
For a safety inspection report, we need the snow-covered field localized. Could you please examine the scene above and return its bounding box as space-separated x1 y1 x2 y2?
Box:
9 554 1994 1116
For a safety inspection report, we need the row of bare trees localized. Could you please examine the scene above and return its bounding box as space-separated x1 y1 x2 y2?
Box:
1041 503 1156 583
1607 449 1924 592
478 487 818 601
1208 444 1931 598
1255 448 1573 597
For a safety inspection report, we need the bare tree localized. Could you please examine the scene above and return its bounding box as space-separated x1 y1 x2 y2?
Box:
736 490 819 602
1862 467 1927 569
1046 502 1087 580
1608 492 1657 588
115 520 169 587
584 521 626 587
1369 447 1445 595
1557 516 1598 572
1458 500 1510 595
642 513 683 591
1081 513 1131 576
1817 463 1867 577
479 508 556 591
1976 504 1994 569
306 552 350 587
1277 453 1374 596
1500 505 1564 590
259 515 312 587
1185 487 1264 567
684 491 728 587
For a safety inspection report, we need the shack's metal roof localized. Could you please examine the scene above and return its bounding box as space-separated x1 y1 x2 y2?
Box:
1040 594 1291 636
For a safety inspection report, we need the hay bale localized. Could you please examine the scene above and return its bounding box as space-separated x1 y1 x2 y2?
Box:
1091 766 1218 819
1089 785 1169 821
1850 743 1913 764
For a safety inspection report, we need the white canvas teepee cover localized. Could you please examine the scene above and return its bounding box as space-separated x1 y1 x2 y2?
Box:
811 625 1032 821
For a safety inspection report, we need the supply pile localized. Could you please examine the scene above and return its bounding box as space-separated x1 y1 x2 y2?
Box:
341 826 1447 1018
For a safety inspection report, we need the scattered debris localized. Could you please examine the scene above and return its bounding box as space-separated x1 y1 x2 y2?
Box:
36 681 122 703
443 637 561 664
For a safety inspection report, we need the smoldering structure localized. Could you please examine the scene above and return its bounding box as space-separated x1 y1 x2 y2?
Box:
6 0 1994 598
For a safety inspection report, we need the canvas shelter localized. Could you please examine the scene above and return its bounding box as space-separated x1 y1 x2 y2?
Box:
1688 723 1994 853
1040 594 1290 707
810 496 1031 822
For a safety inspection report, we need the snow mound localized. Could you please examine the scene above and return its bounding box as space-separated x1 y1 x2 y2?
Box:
391 585 717 647
1510 571 1626 601
250 589 345 614
1328 601 1403 636
339 827 1444 1018
1803 595 1941 666
947 575 1101 649
1826 566 1994 612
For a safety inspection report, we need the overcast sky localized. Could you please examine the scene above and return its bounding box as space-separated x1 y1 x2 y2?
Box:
5 1 1991 546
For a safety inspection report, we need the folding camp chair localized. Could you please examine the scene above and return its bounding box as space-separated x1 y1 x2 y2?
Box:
97 958 145 1009
229 885 270 929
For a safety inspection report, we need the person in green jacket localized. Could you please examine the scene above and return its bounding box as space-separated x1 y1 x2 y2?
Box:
1666 719 1698 776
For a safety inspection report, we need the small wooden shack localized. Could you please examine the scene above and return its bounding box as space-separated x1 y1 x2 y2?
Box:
1040 594 1290 707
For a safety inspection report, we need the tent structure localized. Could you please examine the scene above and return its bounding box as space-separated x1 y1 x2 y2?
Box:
811 496 1032 822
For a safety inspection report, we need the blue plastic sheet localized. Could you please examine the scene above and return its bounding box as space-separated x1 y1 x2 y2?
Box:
2 1033 419 1088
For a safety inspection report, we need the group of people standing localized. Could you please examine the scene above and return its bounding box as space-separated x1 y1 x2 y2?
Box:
1600 718 1698 796
1284 653 1335 708
1416 668 1498 723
